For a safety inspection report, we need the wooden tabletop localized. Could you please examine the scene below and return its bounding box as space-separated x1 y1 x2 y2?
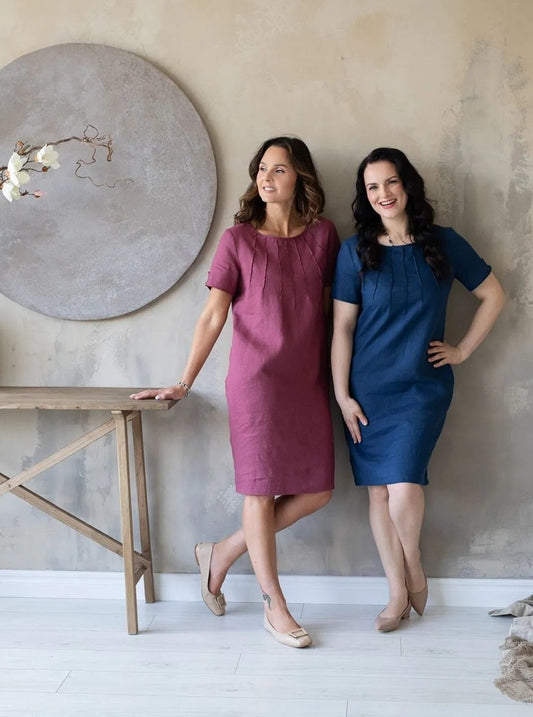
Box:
0 387 176 411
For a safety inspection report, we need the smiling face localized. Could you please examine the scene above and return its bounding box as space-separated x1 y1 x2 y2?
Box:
363 160 409 222
256 145 298 208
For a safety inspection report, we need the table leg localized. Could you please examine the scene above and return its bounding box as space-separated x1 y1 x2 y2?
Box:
132 412 155 603
112 410 138 635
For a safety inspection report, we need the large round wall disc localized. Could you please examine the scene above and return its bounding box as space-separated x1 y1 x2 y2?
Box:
0 43 217 320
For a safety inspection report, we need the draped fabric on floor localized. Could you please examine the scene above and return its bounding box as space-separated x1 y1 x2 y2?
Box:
490 595 533 702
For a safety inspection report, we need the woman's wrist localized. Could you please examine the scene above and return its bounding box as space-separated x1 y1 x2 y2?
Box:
455 343 470 363
334 389 351 404
175 380 191 397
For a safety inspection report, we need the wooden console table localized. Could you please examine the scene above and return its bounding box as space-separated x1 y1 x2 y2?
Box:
0 387 176 634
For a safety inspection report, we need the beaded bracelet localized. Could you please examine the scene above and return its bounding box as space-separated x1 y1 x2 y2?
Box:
176 380 191 397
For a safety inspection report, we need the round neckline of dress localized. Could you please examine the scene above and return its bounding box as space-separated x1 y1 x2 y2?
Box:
378 241 415 248
255 227 308 240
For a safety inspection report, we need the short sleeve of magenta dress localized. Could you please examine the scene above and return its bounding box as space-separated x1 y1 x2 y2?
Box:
206 218 340 496
331 226 491 486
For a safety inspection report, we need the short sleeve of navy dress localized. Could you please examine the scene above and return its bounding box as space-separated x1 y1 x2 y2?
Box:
331 225 491 486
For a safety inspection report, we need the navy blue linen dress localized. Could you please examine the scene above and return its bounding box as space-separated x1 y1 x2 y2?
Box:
332 226 491 486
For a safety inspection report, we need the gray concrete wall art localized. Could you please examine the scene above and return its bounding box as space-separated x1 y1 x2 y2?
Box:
0 43 217 320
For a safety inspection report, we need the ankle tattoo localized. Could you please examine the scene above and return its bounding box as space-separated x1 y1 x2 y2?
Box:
262 592 272 610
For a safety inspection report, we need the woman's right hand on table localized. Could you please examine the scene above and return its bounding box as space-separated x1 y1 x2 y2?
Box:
130 384 189 401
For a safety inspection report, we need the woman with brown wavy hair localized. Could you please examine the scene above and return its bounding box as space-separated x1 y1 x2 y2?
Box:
133 136 339 647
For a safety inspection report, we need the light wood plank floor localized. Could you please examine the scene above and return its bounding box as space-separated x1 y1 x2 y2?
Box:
0 597 528 716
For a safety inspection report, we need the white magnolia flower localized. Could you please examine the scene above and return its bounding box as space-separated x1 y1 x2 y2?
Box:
36 144 60 169
7 152 30 187
2 181 22 202
7 151 26 174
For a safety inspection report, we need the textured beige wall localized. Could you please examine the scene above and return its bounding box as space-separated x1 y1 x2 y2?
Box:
0 0 531 579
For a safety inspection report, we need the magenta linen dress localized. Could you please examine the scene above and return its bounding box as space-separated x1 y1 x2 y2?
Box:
206 218 340 496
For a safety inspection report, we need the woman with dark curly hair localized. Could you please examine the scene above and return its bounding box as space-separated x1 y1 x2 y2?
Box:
331 147 505 632
133 136 339 647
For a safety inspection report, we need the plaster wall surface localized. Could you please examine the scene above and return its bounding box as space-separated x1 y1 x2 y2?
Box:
0 0 531 580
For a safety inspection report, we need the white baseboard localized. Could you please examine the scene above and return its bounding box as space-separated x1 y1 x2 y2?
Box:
0 570 531 608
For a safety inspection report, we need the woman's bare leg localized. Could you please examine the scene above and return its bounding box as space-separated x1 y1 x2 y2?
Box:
387 483 426 593
368 483 426 616
242 495 299 633
368 485 409 616
207 490 331 597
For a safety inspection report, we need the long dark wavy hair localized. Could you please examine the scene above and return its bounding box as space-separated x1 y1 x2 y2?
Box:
234 136 325 227
353 147 449 279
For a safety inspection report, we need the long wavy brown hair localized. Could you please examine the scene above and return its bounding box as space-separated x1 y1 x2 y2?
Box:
234 136 325 227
